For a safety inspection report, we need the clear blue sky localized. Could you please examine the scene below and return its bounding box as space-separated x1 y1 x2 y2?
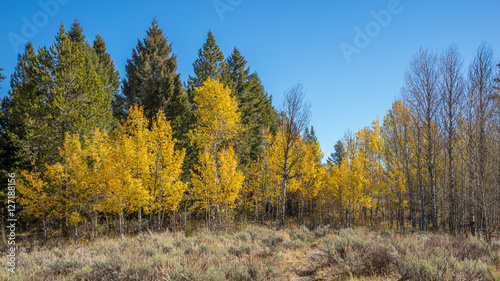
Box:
1 0 499 158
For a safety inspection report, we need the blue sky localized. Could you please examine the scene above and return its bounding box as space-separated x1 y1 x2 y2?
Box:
1 0 499 158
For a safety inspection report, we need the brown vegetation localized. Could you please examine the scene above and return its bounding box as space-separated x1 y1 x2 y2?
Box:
1 226 498 280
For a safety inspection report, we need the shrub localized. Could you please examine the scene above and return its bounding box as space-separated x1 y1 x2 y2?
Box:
140 245 156 257
456 259 492 281
201 266 226 281
452 236 490 260
173 237 188 248
313 228 328 238
168 267 196 281
363 244 392 275
284 239 305 250
184 224 194 237
491 241 500 251
45 258 81 276
398 258 438 281
287 228 313 242
74 260 122 281
226 264 252 281
121 261 156 280
235 231 251 242
261 234 284 248
319 238 336 263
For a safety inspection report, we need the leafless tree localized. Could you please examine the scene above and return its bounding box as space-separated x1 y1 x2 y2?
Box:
466 42 496 237
439 45 464 235
276 84 310 227
403 47 440 230
493 61 500 235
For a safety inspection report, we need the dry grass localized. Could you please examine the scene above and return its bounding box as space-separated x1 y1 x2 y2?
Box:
311 228 500 281
0 225 315 281
1 226 499 280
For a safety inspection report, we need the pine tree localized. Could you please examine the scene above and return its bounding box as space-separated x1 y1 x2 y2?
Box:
189 30 227 88
93 34 120 120
187 30 228 106
304 126 318 144
3 20 115 172
225 47 249 95
0 67 13 227
0 67 6 175
332 140 345 166
184 30 228 179
68 19 85 43
224 47 278 166
122 17 190 141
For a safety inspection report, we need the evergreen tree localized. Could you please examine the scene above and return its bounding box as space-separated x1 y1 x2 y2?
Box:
304 126 318 144
223 47 278 166
68 19 85 43
122 17 190 143
225 47 249 94
93 34 120 120
3 20 115 172
326 152 335 165
183 30 229 179
187 30 227 103
329 140 345 166
304 126 322 163
1 67 16 199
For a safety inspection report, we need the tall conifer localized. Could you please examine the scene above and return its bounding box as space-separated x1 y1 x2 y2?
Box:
122 17 190 144
224 47 278 166
3 20 115 172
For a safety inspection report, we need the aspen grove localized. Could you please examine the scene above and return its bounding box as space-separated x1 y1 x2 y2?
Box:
2 19 500 240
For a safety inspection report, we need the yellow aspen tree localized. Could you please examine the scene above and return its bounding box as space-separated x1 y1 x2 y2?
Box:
299 140 325 224
247 128 279 223
357 121 385 225
56 132 89 232
327 156 350 226
83 128 112 238
269 129 303 192
149 110 187 231
104 140 143 237
218 147 245 212
189 78 243 227
18 132 89 237
17 171 53 237
113 106 152 234
343 133 370 226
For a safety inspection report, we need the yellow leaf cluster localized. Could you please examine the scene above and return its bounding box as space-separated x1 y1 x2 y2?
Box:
190 78 244 217
17 106 186 224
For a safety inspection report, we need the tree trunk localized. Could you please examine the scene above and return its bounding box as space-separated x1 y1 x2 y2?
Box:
280 177 287 227
93 210 98 240
119 213 125 238
138 207 142 234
